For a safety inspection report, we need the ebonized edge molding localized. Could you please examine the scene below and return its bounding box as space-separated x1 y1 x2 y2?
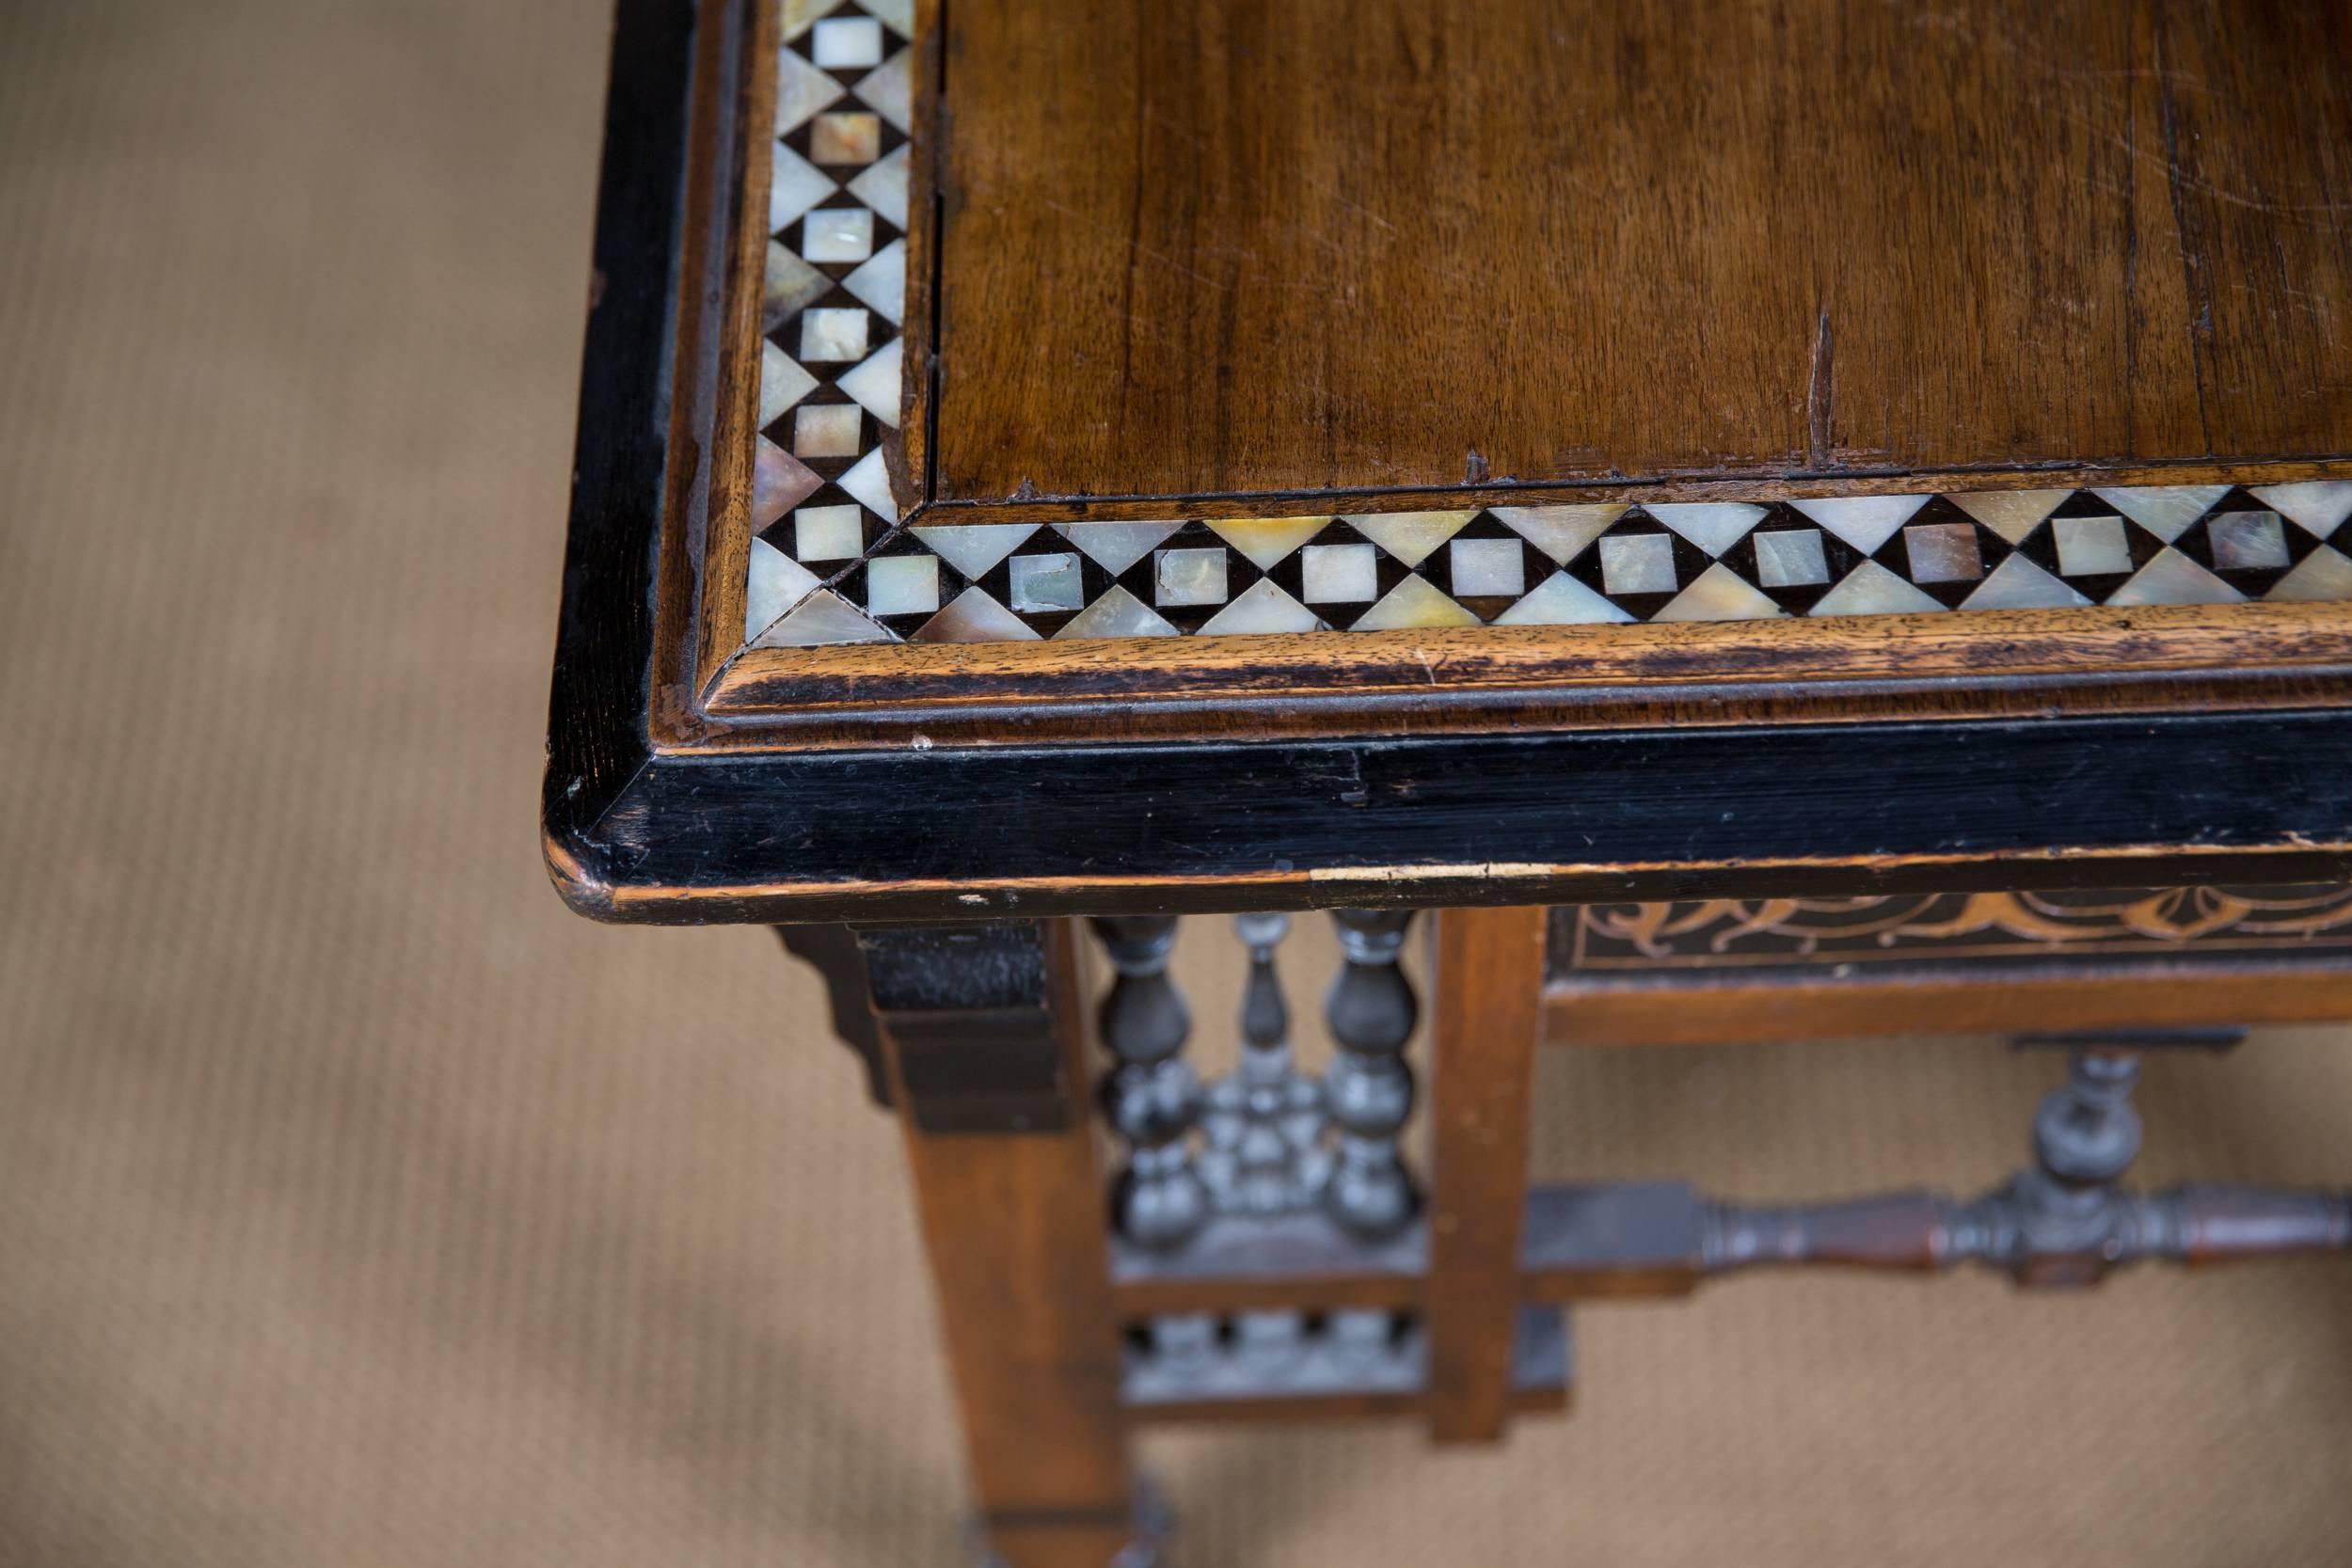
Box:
545 708 2352 923
540 0 705 909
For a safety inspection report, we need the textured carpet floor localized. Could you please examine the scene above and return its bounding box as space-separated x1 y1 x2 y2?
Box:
2 2 2349 1564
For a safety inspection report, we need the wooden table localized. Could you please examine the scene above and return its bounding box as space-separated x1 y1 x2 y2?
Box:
546 1 2352 1561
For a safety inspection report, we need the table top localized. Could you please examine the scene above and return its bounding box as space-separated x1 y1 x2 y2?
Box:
543 0 2352 923
928 0 2352 505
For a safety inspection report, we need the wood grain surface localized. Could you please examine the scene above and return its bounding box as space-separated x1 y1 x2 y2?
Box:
1424 906 1549 1444
929 0 2352 508
697 599 2352 748
869 920 1140 1568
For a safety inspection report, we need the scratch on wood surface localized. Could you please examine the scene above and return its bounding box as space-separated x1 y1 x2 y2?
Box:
2152 23 2216 453
1309 863 1564 884
1806 308 1835 467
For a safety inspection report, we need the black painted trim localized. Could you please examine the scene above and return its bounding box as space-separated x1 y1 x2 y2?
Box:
543 0 702 895
561 708 2352 922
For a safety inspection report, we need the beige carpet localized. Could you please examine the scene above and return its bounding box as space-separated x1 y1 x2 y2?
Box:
2 2 2349 1563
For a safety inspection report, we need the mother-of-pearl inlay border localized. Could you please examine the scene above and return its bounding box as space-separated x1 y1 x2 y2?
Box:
739 4 2352 649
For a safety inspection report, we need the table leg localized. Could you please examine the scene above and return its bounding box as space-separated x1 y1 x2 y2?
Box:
854 919 1150 1568
1424 905 1549 1444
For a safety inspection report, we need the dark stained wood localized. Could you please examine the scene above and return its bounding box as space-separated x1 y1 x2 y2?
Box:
866 919 1141 1568
541 0 707 870
928 0 2352 508
1423 906 1547 1444
773 925 892 1105
554 706 2352 922
864 922 1076 1133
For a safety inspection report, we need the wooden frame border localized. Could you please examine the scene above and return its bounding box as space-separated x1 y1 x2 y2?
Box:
684 0 777 699
685 602 2352 751
656 0 2352 754
545 0 2352 922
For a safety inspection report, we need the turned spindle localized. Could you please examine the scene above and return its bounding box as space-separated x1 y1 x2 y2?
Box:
1092 915 1210 1250
1200 912 1328 1216
1691 1036 2352 1285
1322 909 1421 1239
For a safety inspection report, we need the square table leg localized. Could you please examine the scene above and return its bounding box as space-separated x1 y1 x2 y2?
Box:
856 919 1150 1568
1424 905 1549 1444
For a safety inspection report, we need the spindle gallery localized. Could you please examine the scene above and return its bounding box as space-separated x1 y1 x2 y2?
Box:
547 0 2352 1560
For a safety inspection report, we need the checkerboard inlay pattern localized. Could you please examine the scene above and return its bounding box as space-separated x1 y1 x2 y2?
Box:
740 0 917 650
750 483 2352 647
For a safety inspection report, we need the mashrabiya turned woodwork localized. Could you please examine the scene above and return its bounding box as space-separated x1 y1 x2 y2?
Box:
1199 913 1326 1219
1083 920 2351 1410
1096 912 1460 1410
795 915 2352 1422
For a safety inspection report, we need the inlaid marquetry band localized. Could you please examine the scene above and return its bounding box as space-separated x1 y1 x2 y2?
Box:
740 4 2352 650
1562 884 2352 974
743 0 916 649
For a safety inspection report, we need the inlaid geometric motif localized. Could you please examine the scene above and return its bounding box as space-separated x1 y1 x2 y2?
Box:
750 481 2352 647
741 0 917 650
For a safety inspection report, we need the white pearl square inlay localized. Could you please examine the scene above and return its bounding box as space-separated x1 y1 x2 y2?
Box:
866 554 940 616
811 16 884 68
802 208 875 262
1753 528 1830 588
1154 546 1229 607
799 307 869 362
1599 533 1677 596
1008 552 1086 612
1300 543 1377 603
2054 515 2132 577
794 504 865 562
1448 537 1525 597
2206 511 2291 571
1902 522 1982 583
